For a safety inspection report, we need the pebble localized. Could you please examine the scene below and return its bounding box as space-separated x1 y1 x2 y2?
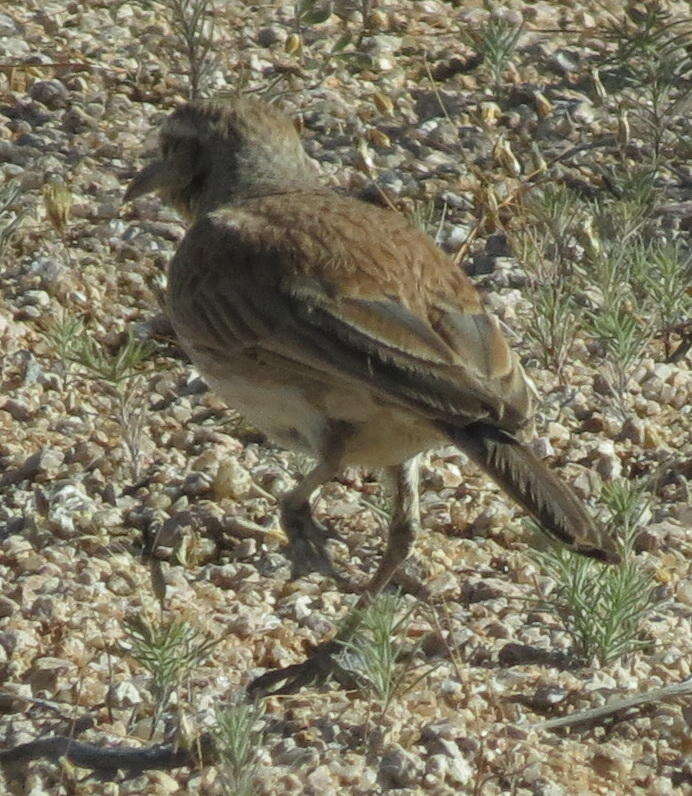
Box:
213 458 252 500
29 79 69 109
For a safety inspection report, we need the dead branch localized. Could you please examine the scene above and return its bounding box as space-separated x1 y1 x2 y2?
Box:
528 678 692 731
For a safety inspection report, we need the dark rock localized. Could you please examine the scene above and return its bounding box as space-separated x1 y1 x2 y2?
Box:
29 79 70 109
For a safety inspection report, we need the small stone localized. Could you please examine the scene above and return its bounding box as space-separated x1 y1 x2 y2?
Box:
0 397 34 421
0 448 64 487
19 289 50 308
0 596 17 618
592 744 634 779
621 417 644 444
462 580 503 603
63 106 97 133
307 765 334 791
532 684 568 709
676 578 692 607
148 772 180 794
257 26 286 46
379 745 420 788
29 79 69 109
182 471 212 496
0 13 19 35
213 459 252 500
108 681 142 707
642 423 662 449
531 437 555 458
28 657 73 692
596 452 622 481
546 422 570 445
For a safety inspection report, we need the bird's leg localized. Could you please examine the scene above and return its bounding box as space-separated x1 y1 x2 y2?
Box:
250 455 421 697
281 459 341 579
280 423 352 579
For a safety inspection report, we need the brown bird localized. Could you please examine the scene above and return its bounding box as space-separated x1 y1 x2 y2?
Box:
124 98 619 695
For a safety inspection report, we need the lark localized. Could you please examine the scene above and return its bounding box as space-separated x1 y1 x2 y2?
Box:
125 98 619 695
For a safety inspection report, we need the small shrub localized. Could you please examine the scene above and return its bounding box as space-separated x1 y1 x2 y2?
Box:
460 13 523 93
0 179 26 260
587 301 651 415
124 615 218 737
513 186 586 379
596 3 691 165
213 699 266 796
337 592 436 718
162 0 218 99
44 316 154 478
530 478 663 664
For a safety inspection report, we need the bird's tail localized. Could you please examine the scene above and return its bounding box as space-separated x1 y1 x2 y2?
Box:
440 421 620 564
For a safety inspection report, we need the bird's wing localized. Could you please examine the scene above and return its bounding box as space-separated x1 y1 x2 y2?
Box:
169 198 533 431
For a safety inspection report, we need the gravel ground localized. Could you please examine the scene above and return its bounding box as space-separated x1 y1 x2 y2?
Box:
0 1 690 793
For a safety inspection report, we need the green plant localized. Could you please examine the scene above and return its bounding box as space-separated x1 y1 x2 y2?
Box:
595 2 691 166
162 0 217 99
0 179 25 260
587 301 651 416
601 478 651 550
532 545 661 664
289 0 332 58
526 282 581 380
45 316 154 478
530 478 663 664
513 186 586 379
640 242 691 360
125 616 218 738
337 592 435 718
213 699 266 796
407 198 448 243
460 14 523 93
591 166 660 246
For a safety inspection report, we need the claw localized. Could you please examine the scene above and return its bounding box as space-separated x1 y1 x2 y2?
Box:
281 509 344 579
286 536 341 580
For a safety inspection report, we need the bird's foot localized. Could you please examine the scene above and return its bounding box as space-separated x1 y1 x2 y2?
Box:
282 510 343 580
247 640 356 697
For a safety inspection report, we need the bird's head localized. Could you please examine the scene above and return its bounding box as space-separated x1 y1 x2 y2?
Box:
124 98 319 220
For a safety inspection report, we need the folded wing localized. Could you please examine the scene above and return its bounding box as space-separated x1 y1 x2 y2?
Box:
169 197 534 432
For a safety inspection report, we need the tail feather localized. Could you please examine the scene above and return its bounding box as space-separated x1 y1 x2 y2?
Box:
441 421 620 564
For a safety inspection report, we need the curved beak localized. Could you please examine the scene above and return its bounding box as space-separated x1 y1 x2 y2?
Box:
123 160 168 202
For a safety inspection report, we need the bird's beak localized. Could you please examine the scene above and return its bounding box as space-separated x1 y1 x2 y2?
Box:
123 160 168 202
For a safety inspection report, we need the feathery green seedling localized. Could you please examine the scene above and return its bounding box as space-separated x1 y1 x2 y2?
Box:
532 545 661 664
45 316 154 478
408 198 448 244
595 2 691 165
513 186 586 378
0 179 25 260
213 698 266 796
337 592 436 719
124 616 218 739
587 300 651 417
161 0 218 99
459 14 523 94
639 242 691 361
525 279 581 380
601 478 651 551
530 478 663 664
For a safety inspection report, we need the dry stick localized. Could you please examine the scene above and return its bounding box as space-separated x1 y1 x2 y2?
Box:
528 678 692 731
0 737 193 772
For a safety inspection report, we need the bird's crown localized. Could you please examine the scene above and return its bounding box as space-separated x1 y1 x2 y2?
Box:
125 98 318 219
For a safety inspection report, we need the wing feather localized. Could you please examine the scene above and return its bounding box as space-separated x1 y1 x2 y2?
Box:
169 198 534 431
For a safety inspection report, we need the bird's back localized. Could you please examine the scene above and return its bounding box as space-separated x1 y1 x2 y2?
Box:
168 190 535 457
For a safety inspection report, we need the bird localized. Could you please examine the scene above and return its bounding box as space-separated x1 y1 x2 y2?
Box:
124 97 620 695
